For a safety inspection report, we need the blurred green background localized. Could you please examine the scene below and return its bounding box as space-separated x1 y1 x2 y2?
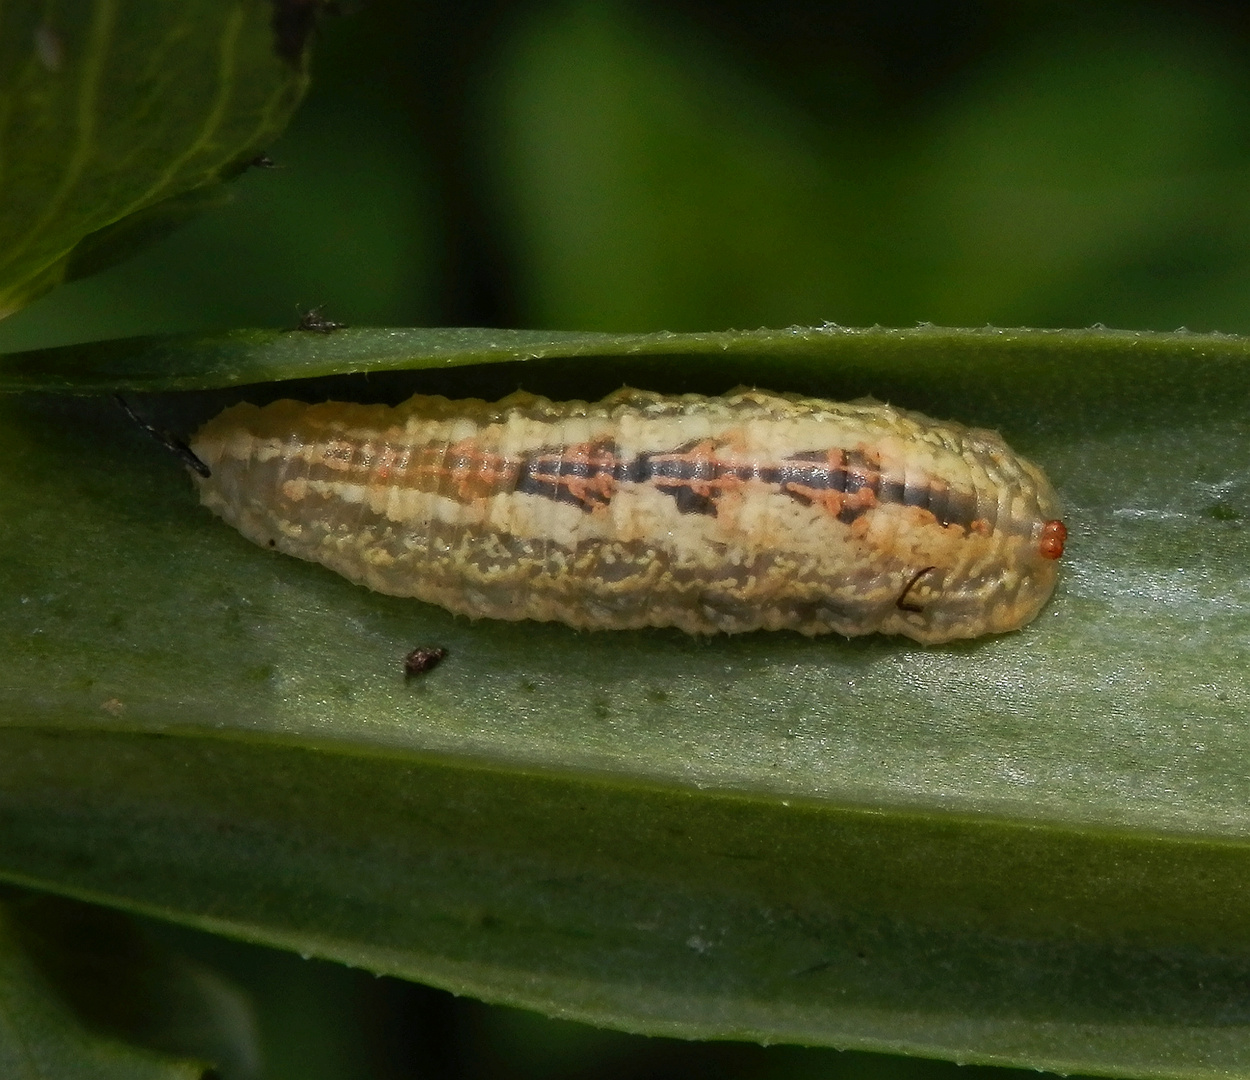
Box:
5 0 1250 352
4 1 1249 1076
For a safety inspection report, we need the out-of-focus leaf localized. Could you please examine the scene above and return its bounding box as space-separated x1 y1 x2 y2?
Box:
0 322 1242 395
0 7 436 353
0 895 208 1079
483 4 1250 332
1 325 1249 1078
0 0 308 318
10 894 260 1079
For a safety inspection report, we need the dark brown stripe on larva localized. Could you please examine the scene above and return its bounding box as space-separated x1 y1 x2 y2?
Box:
189 387 1065 643
510 440 992 531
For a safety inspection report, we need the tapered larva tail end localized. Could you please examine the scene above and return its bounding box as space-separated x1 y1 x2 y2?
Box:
1039 519 1067 560
187 402 278 483
186 427 221 485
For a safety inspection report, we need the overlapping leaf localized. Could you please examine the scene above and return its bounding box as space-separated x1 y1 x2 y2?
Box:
0 325 1247 1078
0 0 308 318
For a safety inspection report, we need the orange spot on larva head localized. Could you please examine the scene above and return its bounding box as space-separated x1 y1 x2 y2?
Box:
1039 519 1067 560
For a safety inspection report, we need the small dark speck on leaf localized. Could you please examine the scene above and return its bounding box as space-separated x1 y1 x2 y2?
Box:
1207 503 1241 522
295 306 346 333
248 153 280 170
405 646 448 679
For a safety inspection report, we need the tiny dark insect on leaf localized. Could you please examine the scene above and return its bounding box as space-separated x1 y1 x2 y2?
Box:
248 153 280 170
404 646 448 679
295 307 347 333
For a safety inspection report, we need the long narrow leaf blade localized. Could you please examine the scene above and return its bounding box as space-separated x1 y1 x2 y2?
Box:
0 326 1246 1078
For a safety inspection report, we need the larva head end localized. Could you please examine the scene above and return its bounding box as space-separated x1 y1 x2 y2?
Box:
1039 519 1067 560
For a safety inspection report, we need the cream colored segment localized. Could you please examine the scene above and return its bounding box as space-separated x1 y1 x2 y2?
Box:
980 455 1018 529
392 413 483 448
300 437 347 473
189 403 252 468
384 462 408 522
486 489 596 546
729 416 851 459
863 503 956 565
253 434 293 467
874 432 964 488
741 486 841 559
550 415 595 449
197 422 264 471
960 536 1018 585
301 470 615 550
734 416 842 459
519 411 617 454
607 484 690 547
495 411 545 457
610 394 887 458
278 477 311 504
1005 489 1034 531
399 414 462 443
383 476 427 527
484 478 519 536
609 481 832 567
614 406 942 467
280 476 489 533
610 410 652 460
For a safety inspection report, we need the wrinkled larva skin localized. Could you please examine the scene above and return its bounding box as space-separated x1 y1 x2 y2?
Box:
190 387 1066 643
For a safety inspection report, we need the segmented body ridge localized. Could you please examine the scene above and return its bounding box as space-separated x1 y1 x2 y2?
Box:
190 387 1064 643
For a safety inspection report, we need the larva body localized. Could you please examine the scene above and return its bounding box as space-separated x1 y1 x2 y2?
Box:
190 387 1065 644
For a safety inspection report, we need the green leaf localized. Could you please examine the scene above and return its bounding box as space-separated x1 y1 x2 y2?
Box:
0 321 1245 393
1 325 1249 1079
0 0 309 318
9 893 260 1079
484 3 1250 332
0 894 210 1079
